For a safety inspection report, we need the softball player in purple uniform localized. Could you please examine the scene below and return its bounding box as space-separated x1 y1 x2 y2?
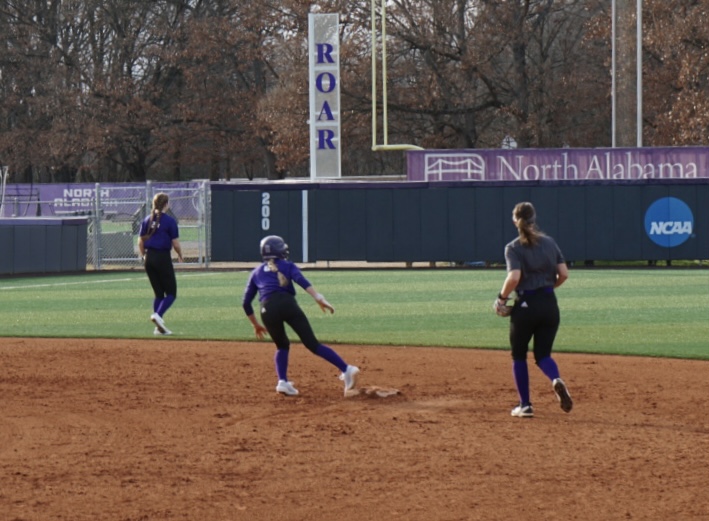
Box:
496 202 573 418
242 235 360 396
138 192 183 336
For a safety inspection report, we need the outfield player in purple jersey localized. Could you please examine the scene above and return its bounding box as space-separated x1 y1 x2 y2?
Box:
138 192 183 336
496 202 573 418
242 235 359 396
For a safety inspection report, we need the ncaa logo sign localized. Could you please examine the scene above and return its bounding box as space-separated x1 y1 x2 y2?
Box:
644 197 694 248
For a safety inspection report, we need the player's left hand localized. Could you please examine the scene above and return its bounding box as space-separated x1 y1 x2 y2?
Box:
315 294 335 314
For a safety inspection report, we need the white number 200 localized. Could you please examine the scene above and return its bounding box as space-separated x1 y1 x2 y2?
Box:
261 193 270 230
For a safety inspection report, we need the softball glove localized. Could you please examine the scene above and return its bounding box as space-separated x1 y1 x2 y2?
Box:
493 297 513 317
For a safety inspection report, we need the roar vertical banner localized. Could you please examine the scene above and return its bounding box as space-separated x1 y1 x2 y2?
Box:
309 13 341 179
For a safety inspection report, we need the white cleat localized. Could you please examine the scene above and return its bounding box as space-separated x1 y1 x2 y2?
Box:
151 313 169 334
510 404 534 418
276 380 299 396
553 378 573 413
339 365 360 395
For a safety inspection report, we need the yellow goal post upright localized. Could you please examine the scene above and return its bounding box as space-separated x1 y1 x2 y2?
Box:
370 0 423 152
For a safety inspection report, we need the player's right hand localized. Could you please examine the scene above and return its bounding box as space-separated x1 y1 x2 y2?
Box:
254 324 268 339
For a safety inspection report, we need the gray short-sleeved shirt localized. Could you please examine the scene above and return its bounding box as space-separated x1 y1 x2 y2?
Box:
504 234 565 292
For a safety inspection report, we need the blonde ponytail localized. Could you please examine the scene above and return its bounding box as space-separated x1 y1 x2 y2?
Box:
268 259 289 287
141 193 169 241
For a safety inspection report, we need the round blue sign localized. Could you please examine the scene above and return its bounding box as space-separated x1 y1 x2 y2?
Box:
644 197 694 248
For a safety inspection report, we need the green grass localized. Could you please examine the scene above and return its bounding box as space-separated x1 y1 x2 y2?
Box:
98 221 203 241
0 268 707 359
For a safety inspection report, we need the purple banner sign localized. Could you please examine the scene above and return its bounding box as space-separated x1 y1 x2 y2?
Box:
406 147 709 182
0 182 203 219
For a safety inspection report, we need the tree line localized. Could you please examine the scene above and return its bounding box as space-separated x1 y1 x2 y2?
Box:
0 0 706 183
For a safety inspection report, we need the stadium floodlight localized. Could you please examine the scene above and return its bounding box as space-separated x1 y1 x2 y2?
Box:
370 0 423 152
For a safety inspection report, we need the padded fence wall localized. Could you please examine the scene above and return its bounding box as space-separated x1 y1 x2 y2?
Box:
0 217 88 275
210 181 709 264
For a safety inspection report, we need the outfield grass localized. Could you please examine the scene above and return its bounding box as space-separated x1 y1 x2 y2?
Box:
99 221 203 242
0 268 707 359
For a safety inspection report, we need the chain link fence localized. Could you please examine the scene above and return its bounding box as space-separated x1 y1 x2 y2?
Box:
89 182 211 270
0 181 210 270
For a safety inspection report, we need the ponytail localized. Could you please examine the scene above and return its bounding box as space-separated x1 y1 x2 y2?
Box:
141 193 169 241
268 259 289 287
513 202 543 247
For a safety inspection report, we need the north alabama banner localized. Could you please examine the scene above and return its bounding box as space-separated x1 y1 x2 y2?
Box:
406 147 709 182
0 182 202 219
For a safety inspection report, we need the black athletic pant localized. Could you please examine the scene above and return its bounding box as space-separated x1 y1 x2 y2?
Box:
509 293 560 362
260 292 319 352
144 249 177 298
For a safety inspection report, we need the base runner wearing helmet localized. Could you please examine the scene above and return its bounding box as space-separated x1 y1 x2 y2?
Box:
242 235 360 397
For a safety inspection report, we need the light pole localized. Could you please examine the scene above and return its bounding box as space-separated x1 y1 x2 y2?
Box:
636 0 643 147
611 0 618 148
611 0 643 148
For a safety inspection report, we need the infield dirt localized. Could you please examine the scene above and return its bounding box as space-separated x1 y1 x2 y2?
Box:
1 337 707 521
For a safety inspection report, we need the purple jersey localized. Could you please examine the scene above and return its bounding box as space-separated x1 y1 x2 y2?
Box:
139 212 179 251
242 259 312 316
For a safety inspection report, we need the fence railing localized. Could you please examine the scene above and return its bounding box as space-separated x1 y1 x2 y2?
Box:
89 182 210 270
0 181 211 270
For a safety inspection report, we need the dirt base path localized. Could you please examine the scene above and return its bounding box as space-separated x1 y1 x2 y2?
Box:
1 338 707 521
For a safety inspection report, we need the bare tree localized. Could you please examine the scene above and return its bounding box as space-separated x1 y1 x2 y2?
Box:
643 0 709 145
1 0 704 183
374 0 609 149
256 0 611 178
0 0 287 181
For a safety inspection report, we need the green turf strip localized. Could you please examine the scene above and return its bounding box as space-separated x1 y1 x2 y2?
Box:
0 269 707 359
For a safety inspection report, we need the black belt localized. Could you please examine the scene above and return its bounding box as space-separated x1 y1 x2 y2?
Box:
517 287 554 296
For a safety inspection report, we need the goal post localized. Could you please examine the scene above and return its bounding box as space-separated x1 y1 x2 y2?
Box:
370 0 423 152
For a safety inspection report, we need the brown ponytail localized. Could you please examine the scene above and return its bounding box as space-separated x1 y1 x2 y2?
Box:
513 202 543 247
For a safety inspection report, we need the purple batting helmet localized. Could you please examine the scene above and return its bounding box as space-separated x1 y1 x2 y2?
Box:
260 235 289 260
